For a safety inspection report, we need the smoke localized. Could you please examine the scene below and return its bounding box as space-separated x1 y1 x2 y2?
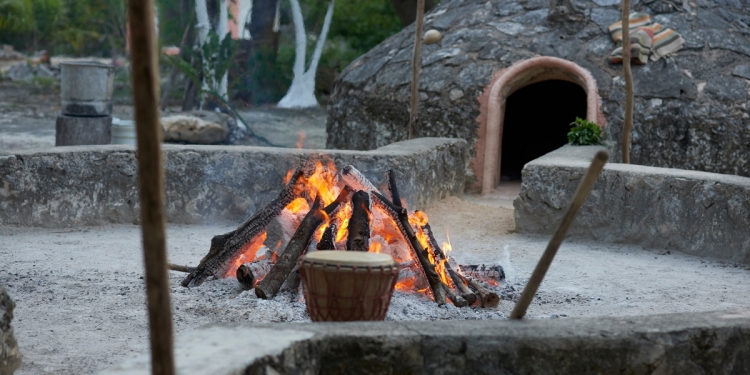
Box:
499 245 516 283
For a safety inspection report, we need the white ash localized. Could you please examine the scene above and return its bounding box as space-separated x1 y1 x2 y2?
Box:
173 276 515 323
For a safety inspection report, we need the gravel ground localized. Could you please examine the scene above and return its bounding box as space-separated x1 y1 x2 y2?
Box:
2 196 750 374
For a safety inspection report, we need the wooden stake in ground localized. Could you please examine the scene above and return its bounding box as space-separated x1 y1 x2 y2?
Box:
127 0 175 372
621 0 634 164
510 151 609 319
408 0 425 139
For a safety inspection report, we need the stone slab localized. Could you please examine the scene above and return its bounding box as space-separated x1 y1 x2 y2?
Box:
100 309 750 374
514 145 750 264
55 115 112 146
0 138 468 227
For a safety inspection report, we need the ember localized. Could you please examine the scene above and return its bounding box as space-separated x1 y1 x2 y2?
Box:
181 159 504 307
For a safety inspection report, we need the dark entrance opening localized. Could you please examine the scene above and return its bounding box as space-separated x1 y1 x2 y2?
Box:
500 80 587 180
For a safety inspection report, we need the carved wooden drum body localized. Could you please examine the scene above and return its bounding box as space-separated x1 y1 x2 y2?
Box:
299 251 399 322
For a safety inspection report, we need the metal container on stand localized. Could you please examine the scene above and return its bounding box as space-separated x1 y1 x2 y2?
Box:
56 61 114 146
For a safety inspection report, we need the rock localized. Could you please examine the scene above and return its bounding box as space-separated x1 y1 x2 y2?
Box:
162 111 231 144
1 286 22 375
7 63 33 82
732 65 750 79
423 29 443 45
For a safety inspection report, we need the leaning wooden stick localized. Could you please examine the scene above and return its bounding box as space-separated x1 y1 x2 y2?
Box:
510 150 609 319
408 0 426 139
127 0 175 372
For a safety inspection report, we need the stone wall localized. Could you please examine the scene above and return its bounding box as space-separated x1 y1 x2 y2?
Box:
0 138 468 227
327 0 750 180
514 145 750 264
103 309 750 374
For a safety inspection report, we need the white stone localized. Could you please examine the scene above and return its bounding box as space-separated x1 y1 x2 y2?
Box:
450 89 464 101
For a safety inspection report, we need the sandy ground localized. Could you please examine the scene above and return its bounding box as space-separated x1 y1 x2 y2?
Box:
2 196 750 374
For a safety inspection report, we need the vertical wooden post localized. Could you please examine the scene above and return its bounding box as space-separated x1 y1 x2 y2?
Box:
127 0 175 374
408 0 425 139
621 0 633 164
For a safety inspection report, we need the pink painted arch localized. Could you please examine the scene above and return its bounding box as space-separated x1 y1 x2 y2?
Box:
474 56 606 195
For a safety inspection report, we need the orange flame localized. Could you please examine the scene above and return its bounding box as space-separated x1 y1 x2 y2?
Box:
224 232 268 277
285 197 310 214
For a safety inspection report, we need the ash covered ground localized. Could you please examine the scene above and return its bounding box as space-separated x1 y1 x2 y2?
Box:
2 197 750 374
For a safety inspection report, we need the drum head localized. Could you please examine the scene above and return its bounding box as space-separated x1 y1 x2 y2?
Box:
303 251 395 267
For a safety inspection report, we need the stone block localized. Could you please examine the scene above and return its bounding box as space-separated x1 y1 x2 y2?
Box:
55 115 112 146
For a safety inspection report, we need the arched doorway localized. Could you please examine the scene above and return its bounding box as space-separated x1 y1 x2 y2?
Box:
499 80 588 181
475 56 605 195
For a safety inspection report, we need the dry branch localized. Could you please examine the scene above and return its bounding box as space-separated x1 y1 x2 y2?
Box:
181 161 315 288
167 263 195 273
622 0 634 164
447 269 477 305
256 187 352 299
371 191 446 305
347 190 371 251
408 0 426 139
385 169 402 207
442 282 469 307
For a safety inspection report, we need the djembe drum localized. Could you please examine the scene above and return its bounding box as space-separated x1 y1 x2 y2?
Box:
299 251 399 322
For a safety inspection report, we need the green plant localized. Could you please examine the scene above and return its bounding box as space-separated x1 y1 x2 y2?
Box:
568 117 603 146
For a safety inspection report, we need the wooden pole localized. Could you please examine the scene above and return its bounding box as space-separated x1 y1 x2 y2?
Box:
127 0 175 373
509 151 609 319
621 0 633 164
408 0 425 139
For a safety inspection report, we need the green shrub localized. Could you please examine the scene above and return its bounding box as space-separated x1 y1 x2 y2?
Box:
567 117 603 145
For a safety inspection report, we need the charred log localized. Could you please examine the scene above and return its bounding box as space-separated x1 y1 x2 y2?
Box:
236 264 255 290
346 191 371 251
316 223 337 250
461 264 505 285
371 191 446 305
384 169 403 207
421 222 477 305
465 276 500 308
341 165 378 192
235 260 274 290
181 160 316 288
256 187 352 299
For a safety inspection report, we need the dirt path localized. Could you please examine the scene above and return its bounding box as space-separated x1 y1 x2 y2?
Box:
2 196 749 374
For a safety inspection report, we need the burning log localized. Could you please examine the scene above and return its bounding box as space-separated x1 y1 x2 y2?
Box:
371 191 446 305
181 161 316 287
346 191 371 251
341 165 378 192
256 187 352 299
316 223 337 250
465 276 500 308
384 169 402 207
235 260 273 290
421 221 477 305
460 264 505 285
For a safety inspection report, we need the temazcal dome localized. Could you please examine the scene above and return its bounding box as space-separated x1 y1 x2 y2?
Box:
326 0 750 191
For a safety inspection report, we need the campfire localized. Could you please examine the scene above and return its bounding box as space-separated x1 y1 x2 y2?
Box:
180 159 503 308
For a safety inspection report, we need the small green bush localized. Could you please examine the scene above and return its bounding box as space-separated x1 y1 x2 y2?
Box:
568 117 603 145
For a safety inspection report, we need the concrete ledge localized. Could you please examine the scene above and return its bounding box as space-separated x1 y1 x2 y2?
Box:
102 309 750 374
514 145 750 264
0 138 468 227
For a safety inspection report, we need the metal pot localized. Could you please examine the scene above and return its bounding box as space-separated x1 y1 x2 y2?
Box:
60 61 115 117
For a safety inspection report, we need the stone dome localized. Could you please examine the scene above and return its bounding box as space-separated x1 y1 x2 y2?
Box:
326 0 750 191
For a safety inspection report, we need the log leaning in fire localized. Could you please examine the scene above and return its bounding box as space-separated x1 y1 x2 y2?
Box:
341 165 378 192
181 161 315 288
236 260 274 290
347 191 371 251
371 191 446 305
316 223 337 250
441 282 469 307
465 276 500 308
421 222 477 305
256 187 352 299
384 169 403 207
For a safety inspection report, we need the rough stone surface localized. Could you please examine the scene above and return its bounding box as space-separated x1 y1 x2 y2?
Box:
55 114 112 146
0 286 21 375
0 138 468 227
514 145 750 264
162 113 229 144
102 309 750 375
327 0 750 179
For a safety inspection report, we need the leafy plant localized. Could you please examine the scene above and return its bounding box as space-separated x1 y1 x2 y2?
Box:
568 117 603 146
166 30 237 99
